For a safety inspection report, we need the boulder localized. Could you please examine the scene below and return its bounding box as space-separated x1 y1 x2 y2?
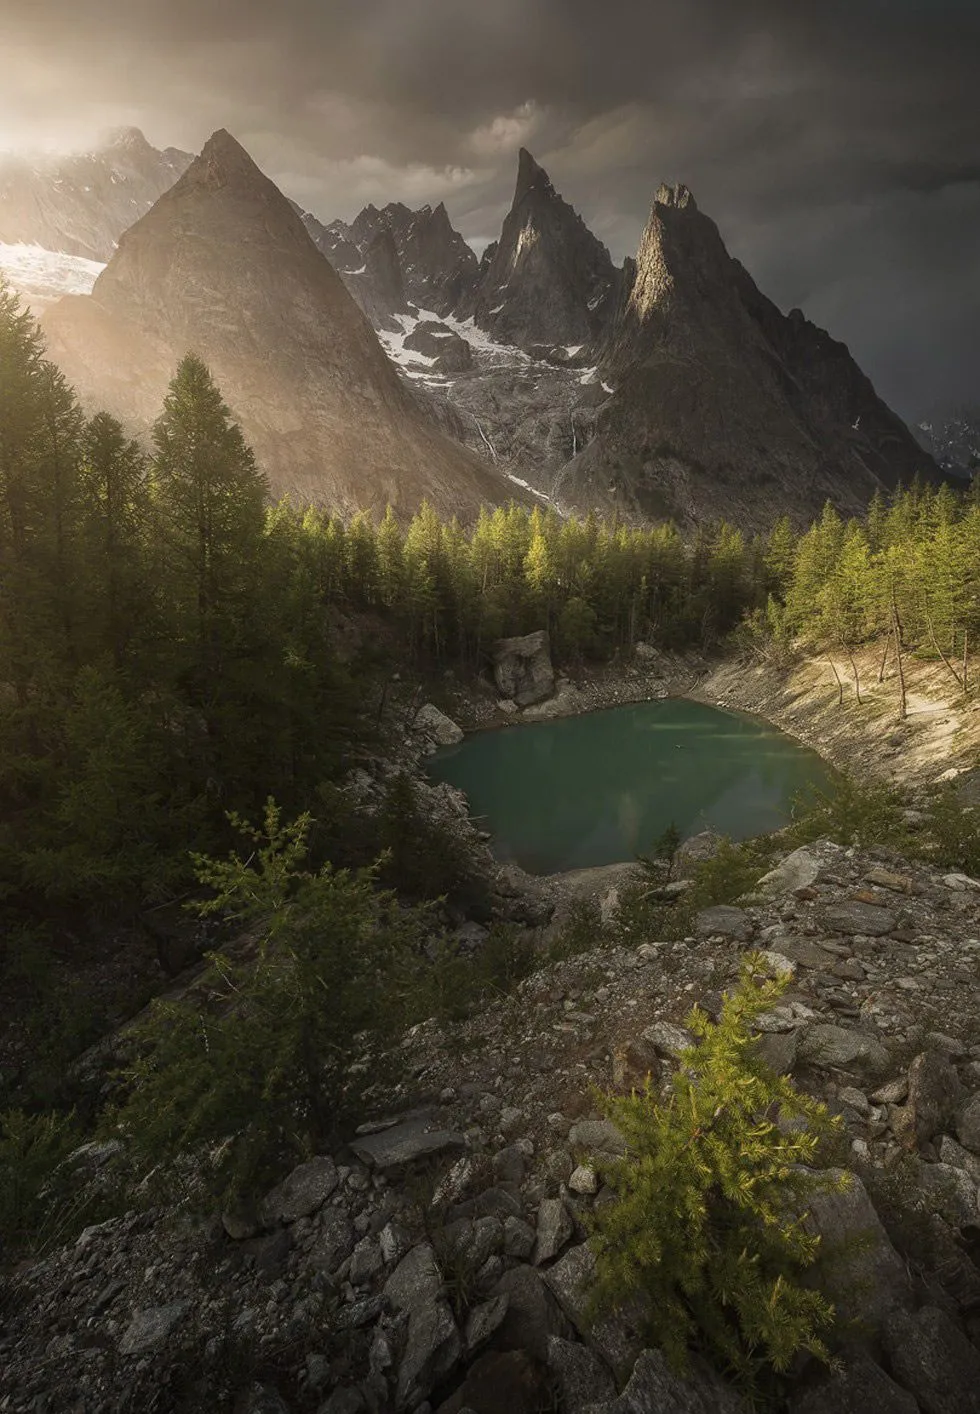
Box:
916 1161 977 1228
906 1051 962 1146
118 1300 191 1356
956 1092 980 1154
522 681 584 720
385 1242 445 1313
792 1354 919 1413
821 902 898 936
414 702 465 747
492 630 555 707
492 1263 575 1361
546 1335 616 1411
672 831 722 879
395 1297 462 1411
569 1119 627 1157
533 1198 574 1265
797 1024 890 1079
435 1349 553 1414
544 1243 642 1383
694 905 753 942
350 1117 466 1169
801 1169 912 1338
882 1305 980 1414
584 1347 745 1413
260 1155 339 1225
308 1209 356 1274
757 845 828 895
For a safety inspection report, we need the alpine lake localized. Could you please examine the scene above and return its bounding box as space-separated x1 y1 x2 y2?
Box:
427 698 835 875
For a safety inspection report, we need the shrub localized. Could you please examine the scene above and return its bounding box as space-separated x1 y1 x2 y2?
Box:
588 961 844 1397
0 1107 84 1258
788 773 909 852
102 800 433 1208
922 786 980 876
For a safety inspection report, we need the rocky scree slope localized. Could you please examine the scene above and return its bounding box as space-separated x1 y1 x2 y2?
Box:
39 130 523 522
0 127 191 261
5 834 980 1413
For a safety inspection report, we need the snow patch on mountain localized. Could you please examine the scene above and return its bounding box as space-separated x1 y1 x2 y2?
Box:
0 243 104 310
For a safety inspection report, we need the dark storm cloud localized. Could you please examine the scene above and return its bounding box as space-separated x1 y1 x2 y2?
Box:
1 0 978 414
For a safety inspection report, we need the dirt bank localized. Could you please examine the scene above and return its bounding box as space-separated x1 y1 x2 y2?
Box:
693 643 980 791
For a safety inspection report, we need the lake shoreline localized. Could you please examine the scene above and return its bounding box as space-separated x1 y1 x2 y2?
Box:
442 642 979 793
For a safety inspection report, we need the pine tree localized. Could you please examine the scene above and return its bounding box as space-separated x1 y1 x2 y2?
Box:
151 354 267 679
589 961 843 1396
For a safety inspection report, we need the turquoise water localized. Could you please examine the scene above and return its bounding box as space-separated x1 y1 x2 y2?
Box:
427 698 834 875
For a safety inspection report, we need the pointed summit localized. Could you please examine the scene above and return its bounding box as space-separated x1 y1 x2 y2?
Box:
42 131 515 520
187 128 271 190
555 181 940 529
463 146 619 351
515 148 553 203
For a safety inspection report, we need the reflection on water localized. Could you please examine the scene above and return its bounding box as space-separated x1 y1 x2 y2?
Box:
427 699 834 875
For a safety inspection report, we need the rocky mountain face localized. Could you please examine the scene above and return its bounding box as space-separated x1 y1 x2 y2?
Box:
459 148 621 356
40 130 522 521
554 183 942 530
4 127 944 531
0 127 191 261
915 407 980 478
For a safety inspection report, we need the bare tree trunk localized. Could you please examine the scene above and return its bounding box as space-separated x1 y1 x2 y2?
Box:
924 609 964 688
963 629 969 696
826 655 844 706
878 635 891 684
890 583 907 720
846 647 862 704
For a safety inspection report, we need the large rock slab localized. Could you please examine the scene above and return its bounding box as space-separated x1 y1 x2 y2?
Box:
882 1305 980 1414
821 902 899 936
797 1024 890 1079
350 1116 466 1169
492 1263 575 1361
802 1169 912 1339
260 1155 338 1224
414 702 464 746
544 1243 642 1384
584 1348 745 1413
396 1298 462 1411
492 630 555 706
757 845 828 895
695 905 753 942
906 1051 962 1146
546 1335 616 1412
119 1300 191 1356
792 1354 919 1413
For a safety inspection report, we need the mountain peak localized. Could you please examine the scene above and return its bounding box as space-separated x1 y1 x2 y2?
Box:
104 126 154 156
515 148 553 203
655 182 698 212
197 129 262 180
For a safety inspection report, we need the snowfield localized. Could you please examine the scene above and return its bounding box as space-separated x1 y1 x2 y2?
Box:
377 306 530 385
0 243 105 310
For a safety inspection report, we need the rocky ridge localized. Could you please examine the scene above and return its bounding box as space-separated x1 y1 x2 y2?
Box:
0 127 191 261
555 183 942 530
5 830 980 1413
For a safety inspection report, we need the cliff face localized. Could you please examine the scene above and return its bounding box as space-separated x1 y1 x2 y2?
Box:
40 130 523 521
554 184 941 529
459 149 621 354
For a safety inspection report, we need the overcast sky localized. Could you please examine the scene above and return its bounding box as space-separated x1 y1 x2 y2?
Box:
1 0 977 417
